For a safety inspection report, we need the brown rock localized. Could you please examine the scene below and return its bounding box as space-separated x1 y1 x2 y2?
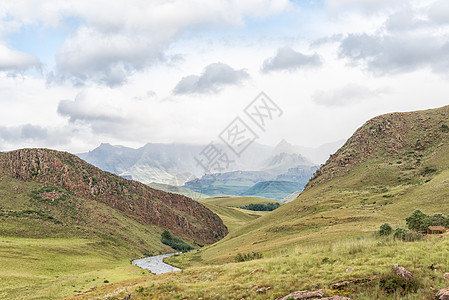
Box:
436 287 449 300
392 264 413 281
444 273 449 280
276 289 324 300
250 269 259 274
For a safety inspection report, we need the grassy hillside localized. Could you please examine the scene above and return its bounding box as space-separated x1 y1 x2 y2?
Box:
67 105 449 300
0 149 227 299
182 105 449 263
196 197 280 234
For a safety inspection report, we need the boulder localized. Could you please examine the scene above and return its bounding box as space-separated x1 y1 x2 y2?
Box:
392 264 413 281
444 273 449 280
436 287 449 300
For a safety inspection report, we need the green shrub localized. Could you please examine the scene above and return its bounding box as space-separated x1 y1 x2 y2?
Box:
393 228 408 241
161 231 193 252
379 272 420 294
379 223 393 236
234 252 263 262
240 202 280 211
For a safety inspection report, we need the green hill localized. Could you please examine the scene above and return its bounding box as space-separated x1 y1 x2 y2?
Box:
0 149 227 299
240 180 301 200
190 105 449 262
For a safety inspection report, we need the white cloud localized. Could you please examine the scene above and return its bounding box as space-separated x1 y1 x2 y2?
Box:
173 63 249 95
0 44 40 71
261 47 322 73
313 83 388 107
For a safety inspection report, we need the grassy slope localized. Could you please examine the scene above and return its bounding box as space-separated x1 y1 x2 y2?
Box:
0 175 170 299
69 236 449 300
182 105 449 264
198 197 281 232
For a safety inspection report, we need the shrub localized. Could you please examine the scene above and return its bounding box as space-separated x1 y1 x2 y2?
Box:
234 252 263 262
393 228 408 241
441 124 449 132
379 272 420 294
379 223 393 236
161 231 193 252
240 202 280 211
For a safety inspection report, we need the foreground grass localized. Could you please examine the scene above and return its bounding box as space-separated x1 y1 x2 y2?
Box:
70 235 449 299
0 236 149 300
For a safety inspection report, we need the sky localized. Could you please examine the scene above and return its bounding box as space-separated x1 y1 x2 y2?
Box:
1 0 449 153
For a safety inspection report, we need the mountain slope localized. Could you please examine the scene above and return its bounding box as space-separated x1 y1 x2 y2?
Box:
178 105 449 263
0 149 227 246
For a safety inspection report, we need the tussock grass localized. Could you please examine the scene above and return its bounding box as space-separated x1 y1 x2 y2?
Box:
71 235 449 299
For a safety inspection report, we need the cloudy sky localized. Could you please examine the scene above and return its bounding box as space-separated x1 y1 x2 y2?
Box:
1 0 449 152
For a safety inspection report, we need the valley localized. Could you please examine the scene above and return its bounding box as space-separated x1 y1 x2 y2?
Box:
66 105 449 299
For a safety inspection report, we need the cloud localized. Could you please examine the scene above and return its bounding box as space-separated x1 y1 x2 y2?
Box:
428 0 449 24
261 47 322 73
312 83 387 107
1 0 290 86
0 124 70 147
326 0 406 14
57 92 123 124
0 44 40 72
173 63 249 95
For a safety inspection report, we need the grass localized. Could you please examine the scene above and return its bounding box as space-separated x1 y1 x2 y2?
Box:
0 236 149 300
69 235 449 299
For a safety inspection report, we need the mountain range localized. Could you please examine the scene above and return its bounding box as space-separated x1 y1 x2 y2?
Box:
78 140 337 200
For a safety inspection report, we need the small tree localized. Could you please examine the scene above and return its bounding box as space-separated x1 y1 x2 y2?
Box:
379 223 393 236
428 214 449 228
405 210 428 232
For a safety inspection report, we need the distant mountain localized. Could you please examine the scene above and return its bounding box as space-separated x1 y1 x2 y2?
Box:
271 139 345 165
78 140 339 199
262 152 314 175
240 180 301 201
184 171 273 197
0 149 227 250
78 142 274 185
147 182 208 199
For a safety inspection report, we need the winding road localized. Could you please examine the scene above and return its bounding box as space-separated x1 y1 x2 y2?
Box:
132 253 182 275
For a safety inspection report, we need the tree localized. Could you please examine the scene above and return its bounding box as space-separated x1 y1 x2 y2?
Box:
405 210 428 232
379 223 393 236
428 214 449 227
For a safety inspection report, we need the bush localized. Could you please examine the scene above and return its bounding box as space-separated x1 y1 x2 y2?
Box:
379 272 420 294
379 223 393 236
234 252 263 262
393 228 408 241
161 231 193 252
240 202 280 211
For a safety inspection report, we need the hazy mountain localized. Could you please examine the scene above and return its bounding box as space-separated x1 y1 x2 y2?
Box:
271 139 345 165
78 140 339 197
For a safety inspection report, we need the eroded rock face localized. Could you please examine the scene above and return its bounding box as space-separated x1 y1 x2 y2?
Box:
0 148 228 244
